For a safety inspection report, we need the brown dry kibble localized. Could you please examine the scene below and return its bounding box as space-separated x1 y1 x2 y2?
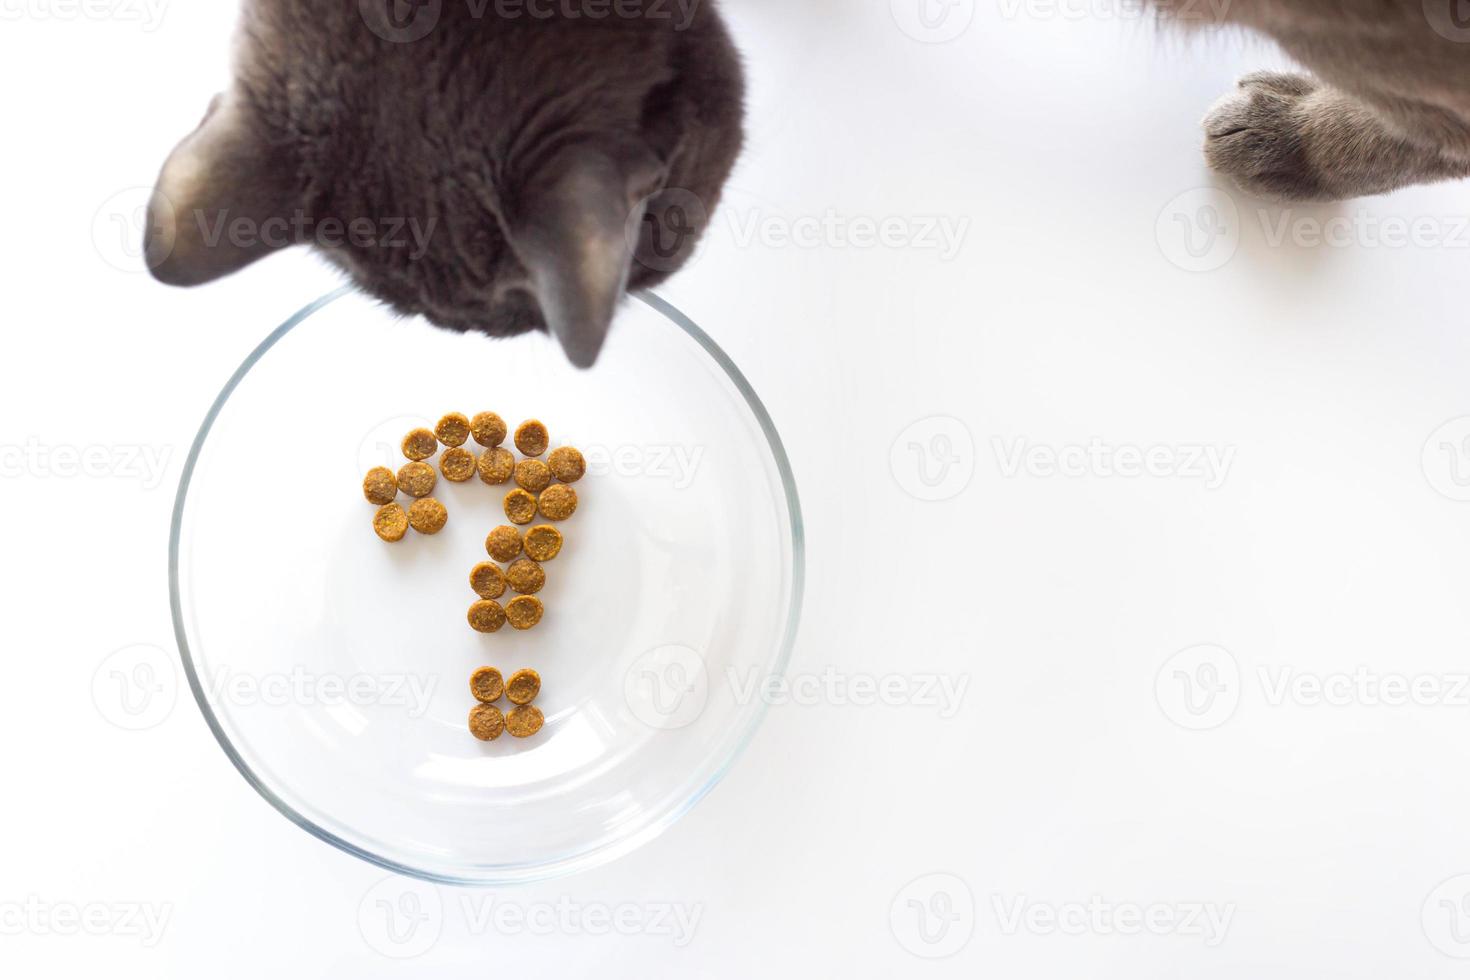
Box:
505 668 541 706
514 458 553 494
468 599 507 633
470 412 507 448
373 503 409 542
436 412 471 448
523 525 562 562
505 558 545 595
470 666 504 704
504 489 537 525
477 447 515 485
363 466 398 505
505 704 544 738
440 447 476 483
547 446 585 484
505 595 543 630
485 525 523 563
398 461 437 498
402 428 438 461
470 562 507 599
408 497 448 534
469 704 505 741
515 419 549 457
538 483 577 521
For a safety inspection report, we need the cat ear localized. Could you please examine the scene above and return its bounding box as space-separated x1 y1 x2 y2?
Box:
145 94 299 286
505 145 666 368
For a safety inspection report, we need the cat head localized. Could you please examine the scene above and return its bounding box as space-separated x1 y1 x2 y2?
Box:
144 1 745 367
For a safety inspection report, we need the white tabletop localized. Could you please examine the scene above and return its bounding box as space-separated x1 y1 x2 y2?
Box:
5 2 1470 976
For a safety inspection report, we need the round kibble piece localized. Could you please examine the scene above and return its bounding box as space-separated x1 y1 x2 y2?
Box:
398 461 437 498
505 668 541 706
470 412 507 448
505 558 545 595
515 419 549 457
470 562 507 600
547 446 585 483
505 595 543 630
440 447 476 482
468 599 507 633
538 483 577 521
514 458 553 494
363 466 398 505
470 666 504 704
478 447 515 484
504 489 537 525
505 704 544 738
402 428 438 461
408 497 448 534
469 704 505 740
436 412 471 447
485 525 523 563
523 525 563 562
373 503 409 542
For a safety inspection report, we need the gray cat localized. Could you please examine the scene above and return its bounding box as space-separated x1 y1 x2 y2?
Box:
149 1 1470 366
145 0 744 367
1176 0 1470 200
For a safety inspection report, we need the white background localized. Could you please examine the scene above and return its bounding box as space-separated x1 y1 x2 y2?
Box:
7 0 1470 976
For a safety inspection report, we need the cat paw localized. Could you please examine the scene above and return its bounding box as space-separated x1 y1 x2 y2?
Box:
1202 72 1327 201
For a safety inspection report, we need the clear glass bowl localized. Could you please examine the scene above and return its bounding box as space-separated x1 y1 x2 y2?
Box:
169 288 803 884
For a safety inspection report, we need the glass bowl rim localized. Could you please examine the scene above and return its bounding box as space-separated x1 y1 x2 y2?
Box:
167 286 806 886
